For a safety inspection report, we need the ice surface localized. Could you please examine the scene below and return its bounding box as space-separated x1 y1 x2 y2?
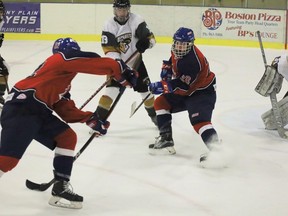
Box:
0 40 288 216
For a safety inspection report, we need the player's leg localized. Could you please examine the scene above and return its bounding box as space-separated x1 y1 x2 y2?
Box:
149 94 186 155
186 83 219 162
261 95 288 130
94 76 121 120
0 75 7 105
35 115 83 209
0 105 40 176
134 61 157 126
0 56 9 105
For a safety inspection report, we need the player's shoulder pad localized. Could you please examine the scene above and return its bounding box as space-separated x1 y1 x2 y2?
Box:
60 50 101 60
129 13 145 26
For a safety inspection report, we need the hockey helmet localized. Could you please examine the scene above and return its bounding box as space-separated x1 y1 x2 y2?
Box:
113 0 130 8
52 37 81 54
113 0 130 24
172 27 195 59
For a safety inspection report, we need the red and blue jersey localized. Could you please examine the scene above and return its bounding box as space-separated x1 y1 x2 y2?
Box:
12 50 123 123
169 45 215 96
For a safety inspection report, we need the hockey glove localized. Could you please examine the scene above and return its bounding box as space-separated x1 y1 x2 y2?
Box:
149 81 172 95
116 59 138 88
136 38 150 53
0 56 8 76
0 33 4 48
86 113 110 136
160 60 173 81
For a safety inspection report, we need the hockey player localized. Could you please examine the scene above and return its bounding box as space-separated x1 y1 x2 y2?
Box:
148 27 220 164
93 0 157 128
0 38 138 209
258 53 288 132
0 1 9 105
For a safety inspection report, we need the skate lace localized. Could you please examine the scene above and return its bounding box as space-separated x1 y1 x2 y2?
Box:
154 135 165 147
63 181 77 196
155 135 161 142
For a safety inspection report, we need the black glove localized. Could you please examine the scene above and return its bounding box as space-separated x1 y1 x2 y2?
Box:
0 57 8 76
121 67 138 87
136 38 150 53
0 33 4 48
115 59 139 88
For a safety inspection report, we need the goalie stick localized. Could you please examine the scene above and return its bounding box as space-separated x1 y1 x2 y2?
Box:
256 30 287 139
25 86 126 191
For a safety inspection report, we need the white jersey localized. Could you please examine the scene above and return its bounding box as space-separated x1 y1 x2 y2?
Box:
101 13 155 67
277 54 288 81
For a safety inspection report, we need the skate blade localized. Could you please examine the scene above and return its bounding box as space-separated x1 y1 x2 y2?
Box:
149 146 176 155
49 196 83 209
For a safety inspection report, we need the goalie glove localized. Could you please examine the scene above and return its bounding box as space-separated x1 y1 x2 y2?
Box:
86 113 110 136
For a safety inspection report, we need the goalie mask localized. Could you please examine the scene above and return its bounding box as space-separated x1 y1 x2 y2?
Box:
172 27 195 59
52 37 81 54
113 0 130 24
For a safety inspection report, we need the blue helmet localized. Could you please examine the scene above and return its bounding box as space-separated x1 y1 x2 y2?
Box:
172 27 195 59
173 27 195 42
52 37 80 54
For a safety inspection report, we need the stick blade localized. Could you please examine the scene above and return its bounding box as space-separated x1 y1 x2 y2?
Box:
25 179 51 191
129 101 137 118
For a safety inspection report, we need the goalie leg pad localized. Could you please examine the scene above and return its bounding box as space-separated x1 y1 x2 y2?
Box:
261 96 288 130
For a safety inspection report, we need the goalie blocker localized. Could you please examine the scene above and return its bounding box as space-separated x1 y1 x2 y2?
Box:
255 65 283 97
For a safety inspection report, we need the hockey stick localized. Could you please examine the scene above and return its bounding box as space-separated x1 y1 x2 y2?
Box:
25 86 126 191
79 77 112 110
129 77 151 118
130 93 151 118
79 51 140 111
256 30 287 138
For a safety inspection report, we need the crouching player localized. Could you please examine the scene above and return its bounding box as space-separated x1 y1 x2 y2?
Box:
148 27 221 165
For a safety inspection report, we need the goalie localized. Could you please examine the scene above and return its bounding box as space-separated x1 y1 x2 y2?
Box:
255 53 288 130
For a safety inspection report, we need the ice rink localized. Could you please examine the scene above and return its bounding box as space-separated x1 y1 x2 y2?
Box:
1 39 288 216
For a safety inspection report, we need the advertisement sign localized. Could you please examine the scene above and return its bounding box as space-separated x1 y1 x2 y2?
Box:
1 3 40 33
201 7 285 43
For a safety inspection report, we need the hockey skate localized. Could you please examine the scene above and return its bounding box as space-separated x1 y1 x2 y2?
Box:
200 153 208 163
149 133 176 155
49 180 83 209
199 140 231 169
